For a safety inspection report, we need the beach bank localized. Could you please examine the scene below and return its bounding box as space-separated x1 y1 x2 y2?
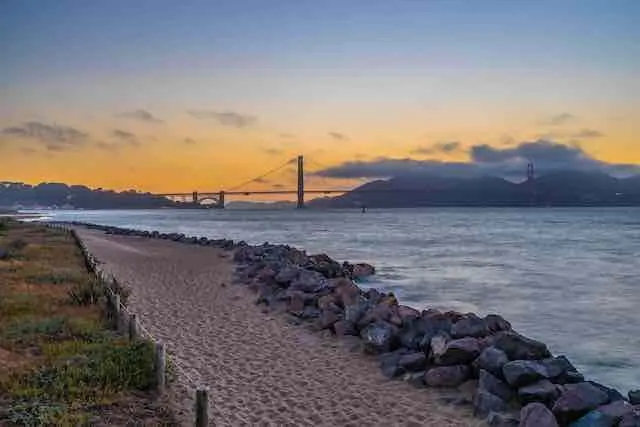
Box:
67 222 640 426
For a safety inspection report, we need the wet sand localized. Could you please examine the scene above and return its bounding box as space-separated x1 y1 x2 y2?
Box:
75 228 482 426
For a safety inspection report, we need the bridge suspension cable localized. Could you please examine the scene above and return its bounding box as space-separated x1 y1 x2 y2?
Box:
226 157 296 191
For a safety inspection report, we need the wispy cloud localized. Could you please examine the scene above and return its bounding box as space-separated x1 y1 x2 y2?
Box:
540 113 575 126
328 132 349 141
112 129 140 146
1 121 89 152
412 141 461 155
279 133 295 139
187 110 257 128
571 128 604 139
183 137 196 145
263 148 283 156
115 109 163 123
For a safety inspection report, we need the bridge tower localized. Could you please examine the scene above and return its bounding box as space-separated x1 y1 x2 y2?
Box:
297 155 304 209
192 191 198 204
526 162 536 206
217 191 225 209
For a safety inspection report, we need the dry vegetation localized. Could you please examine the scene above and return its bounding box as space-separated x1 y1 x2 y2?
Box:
0 219 175 426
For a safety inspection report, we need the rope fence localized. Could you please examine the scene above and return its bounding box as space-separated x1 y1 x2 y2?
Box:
45 222 209 426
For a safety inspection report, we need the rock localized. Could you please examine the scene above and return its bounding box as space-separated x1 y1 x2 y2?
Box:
595 400 635 423
333 320 358 337
629 391 640 405
317 310 341 330
494 331 551 361
474 390 507 418
479 370 514 402
287 291 306 314
357 303 394 329
485 314 512 333
451 314 490 338
424 365 471 387
619 410 640 427
275 266 300 285
552 382 611 425
360 321 398 355
0 248 8 260
290 270 328 293
542 356 584 384
379 349 409 378
518 380 560 406
397 305 420 323
351 263 375 278
569 410 617 427
487 411 519 427
519 402 559 427
503 360 550 387
343 296 369 324
398 320 425 350
317 294 337 310
434 337 481 365
403 371 427 388
300 306 321 320
398 352 427 372
586 381 626 402
475 346 510 378
333 279 361 306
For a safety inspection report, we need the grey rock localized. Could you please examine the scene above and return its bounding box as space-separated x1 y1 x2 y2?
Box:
424 365 471 387
317 310 341 330
485 314 512 333
552 382 611 425
398 352 427 372
290 269 328 293
475 346 510 378
343 296 369 324
569 410 617 427
333 320 358 337
597 400 635 422
351 263 375 278
629 390 640 405
300 306 321 320
0 248 8 260
619 410 640 427
379 349 409 379
487 412 519 427
542 356 584 384
360 321 398 355
479 370 514 402
586 381 626 402
494 331 551 360
503 360 549 388
519 402 559 427
518 379 560 406
474 390 507 418
403 371 427 388
434 336 480 365
451 313 489 338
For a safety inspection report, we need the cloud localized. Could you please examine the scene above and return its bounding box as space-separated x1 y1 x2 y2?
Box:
187 110 257 128
1 121 89 151
328 132 349 141
541 113 575 126
263 148 283 156
183 137 196 145
412 141 461 155
115 109 163 123
279 133 295 139
315 140 640 180
112 129 140 146
571 128 604 139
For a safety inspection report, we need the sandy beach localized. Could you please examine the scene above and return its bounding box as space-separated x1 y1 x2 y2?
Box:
74 227 481 426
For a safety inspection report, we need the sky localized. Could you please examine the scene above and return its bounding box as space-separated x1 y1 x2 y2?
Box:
1 0 639 198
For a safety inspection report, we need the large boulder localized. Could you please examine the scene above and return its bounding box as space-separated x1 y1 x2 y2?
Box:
570 401 637 427
503 360 550 388
333 320 358 337
333 279 361 307
424 365 471 387
479 369 514 402
485 314 512 333
518 380 561 406
379 349 409 378
487 412 519 427
619 409 640 427
451 314 490 338
360 321 398 355
630 391 640 405
351 263 376 279
398 352 427 372
317 310 341 331
343 296 370 324
275 265 299 285
552 382 611 425
434 337 481 366
542 356 584 385
519 402 559 427
587 381 626 403
494 331 551 360
474 390 508 418
307 253 343 278
290 270 328 293
475 346 510 378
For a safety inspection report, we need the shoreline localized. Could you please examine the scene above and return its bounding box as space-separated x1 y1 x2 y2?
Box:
59 221 640 426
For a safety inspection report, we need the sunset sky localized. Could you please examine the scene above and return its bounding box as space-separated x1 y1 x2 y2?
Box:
1 0 639 198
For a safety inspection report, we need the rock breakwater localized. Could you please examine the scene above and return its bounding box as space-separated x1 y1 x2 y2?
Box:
60 221 640 427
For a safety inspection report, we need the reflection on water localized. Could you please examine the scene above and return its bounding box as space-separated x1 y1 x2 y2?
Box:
34 207 640 393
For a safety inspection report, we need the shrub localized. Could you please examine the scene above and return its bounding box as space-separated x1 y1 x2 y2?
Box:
68 279 103 306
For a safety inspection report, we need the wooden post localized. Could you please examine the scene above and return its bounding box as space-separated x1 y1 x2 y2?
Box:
155 342 166 392
114 294 121 331
195 389 208 427
128 313 137 341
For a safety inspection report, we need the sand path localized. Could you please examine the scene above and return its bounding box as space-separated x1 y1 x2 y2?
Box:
75 228 481 426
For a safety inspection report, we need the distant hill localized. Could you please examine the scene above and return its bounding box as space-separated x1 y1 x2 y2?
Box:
309 171 640 208
0 182 188 209
226 200 296 210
